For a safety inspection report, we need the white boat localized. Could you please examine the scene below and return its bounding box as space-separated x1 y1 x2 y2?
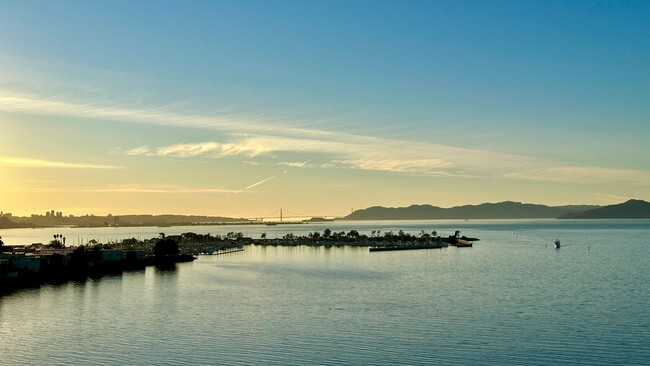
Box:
554 239 561 248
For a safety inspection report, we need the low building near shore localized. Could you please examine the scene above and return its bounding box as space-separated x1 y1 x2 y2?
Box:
11 254 42 272
100 250 125 263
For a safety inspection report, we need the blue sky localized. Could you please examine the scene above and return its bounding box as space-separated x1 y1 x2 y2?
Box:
1 1 649 216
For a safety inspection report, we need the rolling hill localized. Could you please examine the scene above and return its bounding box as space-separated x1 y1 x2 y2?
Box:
558 199 650 219
344 201 599 220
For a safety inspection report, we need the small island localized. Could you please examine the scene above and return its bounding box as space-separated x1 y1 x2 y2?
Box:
250 229 477 251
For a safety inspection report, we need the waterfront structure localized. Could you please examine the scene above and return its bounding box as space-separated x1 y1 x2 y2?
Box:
100 250 125 263
11 255 42 272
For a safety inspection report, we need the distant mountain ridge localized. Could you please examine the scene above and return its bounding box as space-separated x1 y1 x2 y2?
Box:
558 199 650 219
345 201 599 220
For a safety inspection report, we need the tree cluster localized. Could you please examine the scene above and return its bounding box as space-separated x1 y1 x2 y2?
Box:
270 229 447 244
154 239 180 257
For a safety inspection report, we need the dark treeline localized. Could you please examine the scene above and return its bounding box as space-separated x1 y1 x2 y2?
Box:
255 229 476 246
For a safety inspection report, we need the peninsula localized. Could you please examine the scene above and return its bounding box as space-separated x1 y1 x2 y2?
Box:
1 228 475 294
558 199 650 219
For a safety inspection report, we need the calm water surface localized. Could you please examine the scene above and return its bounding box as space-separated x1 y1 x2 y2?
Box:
1 220 649 365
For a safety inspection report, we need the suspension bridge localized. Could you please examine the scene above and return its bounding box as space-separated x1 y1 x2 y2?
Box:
247 208 353 223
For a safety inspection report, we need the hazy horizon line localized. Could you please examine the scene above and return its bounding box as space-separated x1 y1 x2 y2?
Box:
3 198 641 219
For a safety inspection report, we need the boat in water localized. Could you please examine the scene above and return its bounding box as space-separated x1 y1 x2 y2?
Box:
554 239 561 249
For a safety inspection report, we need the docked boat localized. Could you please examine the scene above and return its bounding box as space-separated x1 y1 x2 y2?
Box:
369 242 448 252
302 217 335 223
554 239 561 248
454 239 473 247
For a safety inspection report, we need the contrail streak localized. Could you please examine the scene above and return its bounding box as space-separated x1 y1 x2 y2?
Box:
235 176 276 194
235 170 288 194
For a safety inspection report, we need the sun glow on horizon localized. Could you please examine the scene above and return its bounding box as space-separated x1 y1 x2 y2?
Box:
1 2 649 217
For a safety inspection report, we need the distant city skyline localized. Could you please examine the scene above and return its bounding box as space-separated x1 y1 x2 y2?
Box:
1 1 649 217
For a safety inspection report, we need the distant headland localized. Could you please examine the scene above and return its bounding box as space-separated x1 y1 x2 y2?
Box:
557 199 650 219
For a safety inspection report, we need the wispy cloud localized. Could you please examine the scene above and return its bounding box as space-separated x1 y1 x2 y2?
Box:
87 187 240 193
0 93 341 139
10 184 242 194
503 166 650 185
124 146 151 155
0 156 120 169
335 158 452 176
279 159 311 168
2 93 650 186
156 141 271 158
128 137 650 185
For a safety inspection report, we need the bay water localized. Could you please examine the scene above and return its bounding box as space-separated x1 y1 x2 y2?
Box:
1 219 649 365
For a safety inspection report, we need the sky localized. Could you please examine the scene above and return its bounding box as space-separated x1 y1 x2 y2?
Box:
1 0 649 218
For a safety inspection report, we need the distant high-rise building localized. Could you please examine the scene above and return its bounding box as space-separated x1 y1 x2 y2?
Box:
51 210 55 217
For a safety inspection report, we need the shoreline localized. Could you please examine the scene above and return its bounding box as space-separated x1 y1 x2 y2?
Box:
0 254 197 296
1 229 476 296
